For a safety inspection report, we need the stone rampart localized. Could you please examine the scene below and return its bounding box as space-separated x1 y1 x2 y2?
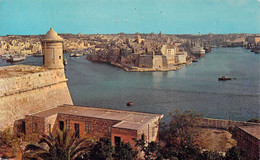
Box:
196 117 259 130
0 65 73 129
152 56 163 69
138 55 153 68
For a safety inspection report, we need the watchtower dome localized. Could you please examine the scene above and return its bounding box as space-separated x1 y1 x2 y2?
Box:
41 28 64 69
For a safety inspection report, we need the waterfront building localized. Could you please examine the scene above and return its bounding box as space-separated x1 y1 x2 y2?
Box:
25 105 163 147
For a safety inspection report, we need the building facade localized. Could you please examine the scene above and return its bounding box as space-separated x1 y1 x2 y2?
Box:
235 125 260 160
25 105 163 147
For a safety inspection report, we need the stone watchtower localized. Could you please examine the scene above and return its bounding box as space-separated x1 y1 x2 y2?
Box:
41 28 64 69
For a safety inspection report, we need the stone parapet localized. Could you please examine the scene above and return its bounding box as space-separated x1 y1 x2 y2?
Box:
0 65 73 130
0 65 67 97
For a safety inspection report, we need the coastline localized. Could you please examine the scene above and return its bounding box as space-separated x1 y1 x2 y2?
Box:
88 59 193 72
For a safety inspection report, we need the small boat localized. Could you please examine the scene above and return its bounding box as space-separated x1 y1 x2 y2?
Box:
127 102 133 106
192 59 198 62
6 55 26 62
70 53 83 57
218 76 232 81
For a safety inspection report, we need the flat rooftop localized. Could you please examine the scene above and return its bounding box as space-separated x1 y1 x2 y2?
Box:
31 105 163 130
238 125 260 140
0 65 46 78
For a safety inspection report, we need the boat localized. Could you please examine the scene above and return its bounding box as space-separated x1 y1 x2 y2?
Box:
192 59 198 62
6 55 26 62
127 102 133 106
191 46 205 57
70 53 83 57
218 76 232 81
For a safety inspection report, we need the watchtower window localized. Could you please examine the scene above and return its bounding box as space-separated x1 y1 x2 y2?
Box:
59 56 61 59
59 121 64 131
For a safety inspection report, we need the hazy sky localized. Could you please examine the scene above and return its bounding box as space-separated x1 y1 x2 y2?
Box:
0 0 259 35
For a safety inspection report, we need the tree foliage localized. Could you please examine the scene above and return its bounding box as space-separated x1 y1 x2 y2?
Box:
23 128 93 160
0 127 14 147
135 139 163 160
113 141 137 160
159 110 203 159
225 146 248 160
88 138 114 160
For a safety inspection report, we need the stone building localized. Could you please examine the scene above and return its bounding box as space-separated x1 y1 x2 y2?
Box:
235 125 260 160
0 28 73 129
136 44 187 69
25 105 163 147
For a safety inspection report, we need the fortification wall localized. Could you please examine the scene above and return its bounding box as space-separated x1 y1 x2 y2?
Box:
196 117 259 130
0 66 73 129
138 55 153 68
165 54 175 65
152 56 163 69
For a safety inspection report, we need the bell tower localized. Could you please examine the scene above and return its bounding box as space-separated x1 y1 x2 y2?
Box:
41 28 64 69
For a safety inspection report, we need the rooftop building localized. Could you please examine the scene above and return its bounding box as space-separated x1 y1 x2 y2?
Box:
25 105 163 147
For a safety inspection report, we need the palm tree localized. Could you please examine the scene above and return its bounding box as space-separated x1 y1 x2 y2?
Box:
23 128 93 160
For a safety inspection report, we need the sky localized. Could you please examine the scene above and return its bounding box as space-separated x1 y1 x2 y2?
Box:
0 0 259 35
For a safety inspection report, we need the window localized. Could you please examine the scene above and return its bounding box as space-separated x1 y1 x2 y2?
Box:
48 124 51 133
141 134 145 141
32 122 38 133
59 121 64 131
75 123 80 138
108 127 111 137
152 127 155 137
114 136 121 145
66 120 70 130
59 56 61 59
85 122 91 134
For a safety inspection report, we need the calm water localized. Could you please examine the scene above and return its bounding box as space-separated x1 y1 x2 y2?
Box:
1 47 259 121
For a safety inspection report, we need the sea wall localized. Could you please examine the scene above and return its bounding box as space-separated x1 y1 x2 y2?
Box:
152 55 163 69
0 66 73 129
137 55 153 68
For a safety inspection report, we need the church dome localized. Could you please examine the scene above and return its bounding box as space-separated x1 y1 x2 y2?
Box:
42 27 63 41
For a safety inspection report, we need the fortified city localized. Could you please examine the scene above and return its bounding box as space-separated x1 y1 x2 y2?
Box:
1 33 259 71
0 0 259 159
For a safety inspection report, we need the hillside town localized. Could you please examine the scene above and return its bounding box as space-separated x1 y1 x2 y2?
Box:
0 28 259 159
0 33 259 71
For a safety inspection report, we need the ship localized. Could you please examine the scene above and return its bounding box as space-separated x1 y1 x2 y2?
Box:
191 46 205 57
6 55 26 62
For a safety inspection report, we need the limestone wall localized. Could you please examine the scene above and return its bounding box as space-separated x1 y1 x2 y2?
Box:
195 117 259 130
0 68 73 129
152 56 163 69
137 118 160 143
138 55 153 68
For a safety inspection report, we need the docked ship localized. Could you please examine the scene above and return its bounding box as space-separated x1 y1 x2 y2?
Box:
191 46 205 57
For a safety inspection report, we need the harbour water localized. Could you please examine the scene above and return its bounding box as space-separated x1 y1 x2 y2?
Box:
1 47 259 121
